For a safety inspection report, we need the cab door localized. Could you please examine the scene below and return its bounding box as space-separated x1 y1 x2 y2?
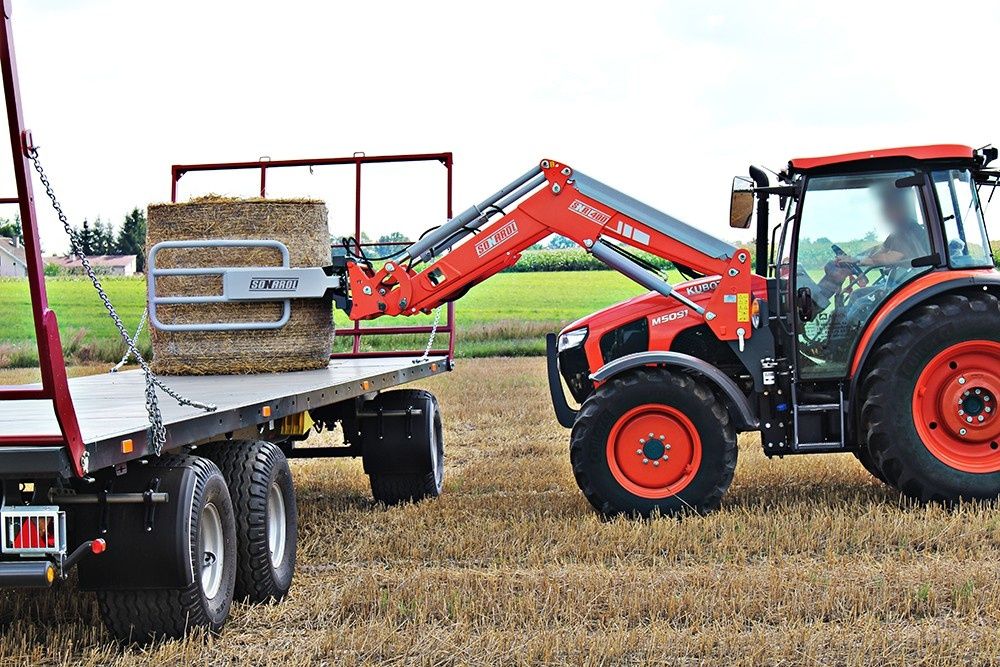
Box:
790 170 934 380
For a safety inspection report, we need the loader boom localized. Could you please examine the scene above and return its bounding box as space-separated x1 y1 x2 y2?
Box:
345 159 758 346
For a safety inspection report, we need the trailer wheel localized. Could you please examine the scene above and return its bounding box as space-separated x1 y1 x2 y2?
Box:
204 440 297 603
861 292 1000 502
97 455 236 643
364 390 444 505
571 367 737 518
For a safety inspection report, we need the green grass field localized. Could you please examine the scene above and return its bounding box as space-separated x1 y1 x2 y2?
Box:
0 271 662 366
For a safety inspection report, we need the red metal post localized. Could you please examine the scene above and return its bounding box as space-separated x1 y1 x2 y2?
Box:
352 157 362 354
0 2 86 476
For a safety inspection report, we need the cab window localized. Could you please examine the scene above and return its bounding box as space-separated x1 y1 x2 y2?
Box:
933 169 992 268
793 171 932 379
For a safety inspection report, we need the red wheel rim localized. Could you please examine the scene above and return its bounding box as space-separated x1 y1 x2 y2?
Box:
912 340 1000 473
606 404 702 499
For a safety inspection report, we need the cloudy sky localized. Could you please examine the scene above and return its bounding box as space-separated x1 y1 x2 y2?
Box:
9 0 1000 254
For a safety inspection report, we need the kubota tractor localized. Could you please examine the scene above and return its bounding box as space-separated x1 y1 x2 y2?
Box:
335 144 1000 517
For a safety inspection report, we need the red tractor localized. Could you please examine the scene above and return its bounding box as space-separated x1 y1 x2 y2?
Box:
339 144 1000 517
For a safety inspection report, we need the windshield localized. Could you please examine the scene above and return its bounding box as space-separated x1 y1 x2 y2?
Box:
932 169 992 268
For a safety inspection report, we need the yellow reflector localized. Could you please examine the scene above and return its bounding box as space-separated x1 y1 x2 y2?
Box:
46 565 55 584
121 439 133 454
262 405 272 418
361 381 371 391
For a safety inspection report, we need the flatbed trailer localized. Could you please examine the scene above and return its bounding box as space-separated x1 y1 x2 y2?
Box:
0 3 455 643
0 357 449 478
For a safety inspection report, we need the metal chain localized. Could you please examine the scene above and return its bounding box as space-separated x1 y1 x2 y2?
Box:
28 147 216 458
110 307 146 373
415 306 443 363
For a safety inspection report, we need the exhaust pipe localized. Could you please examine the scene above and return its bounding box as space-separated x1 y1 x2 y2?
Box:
0 560 56 588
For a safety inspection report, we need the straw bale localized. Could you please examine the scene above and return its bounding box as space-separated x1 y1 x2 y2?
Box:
147 197 333 375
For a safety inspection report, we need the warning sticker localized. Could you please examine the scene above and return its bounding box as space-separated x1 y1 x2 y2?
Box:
737 293 750 322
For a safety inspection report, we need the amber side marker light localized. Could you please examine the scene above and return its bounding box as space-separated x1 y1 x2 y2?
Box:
262 405 272 418
121 439 133 454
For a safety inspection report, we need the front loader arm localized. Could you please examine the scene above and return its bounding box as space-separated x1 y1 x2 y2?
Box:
345 159 757 347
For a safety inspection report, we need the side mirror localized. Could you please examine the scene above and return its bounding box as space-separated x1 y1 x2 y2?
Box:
730 176 754 228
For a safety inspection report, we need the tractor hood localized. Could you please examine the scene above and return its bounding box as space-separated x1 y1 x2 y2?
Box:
558 274 724 337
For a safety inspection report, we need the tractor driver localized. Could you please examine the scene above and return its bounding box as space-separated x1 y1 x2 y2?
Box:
815 183 929 303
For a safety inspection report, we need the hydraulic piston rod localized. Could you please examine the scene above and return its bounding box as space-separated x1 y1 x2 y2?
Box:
402 165 543 262
590 239 705 314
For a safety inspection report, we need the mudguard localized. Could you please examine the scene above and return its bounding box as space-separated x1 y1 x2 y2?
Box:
589 351 759 431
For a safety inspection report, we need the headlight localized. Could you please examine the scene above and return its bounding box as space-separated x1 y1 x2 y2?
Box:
557 327 588 352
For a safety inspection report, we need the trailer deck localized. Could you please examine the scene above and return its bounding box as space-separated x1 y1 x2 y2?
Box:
0 356 449 477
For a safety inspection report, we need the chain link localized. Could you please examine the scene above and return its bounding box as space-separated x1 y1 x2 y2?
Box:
110 307 146 373
28 147 216 458
414 305 443 363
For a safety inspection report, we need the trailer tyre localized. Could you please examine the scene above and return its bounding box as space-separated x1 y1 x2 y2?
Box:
861 292 1000 502
571 367 737 518
366 390 444 505
97 455 236 643
205 440 297 603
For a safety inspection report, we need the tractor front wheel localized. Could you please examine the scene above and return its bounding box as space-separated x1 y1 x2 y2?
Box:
570 367 737 518
861 292 1000 502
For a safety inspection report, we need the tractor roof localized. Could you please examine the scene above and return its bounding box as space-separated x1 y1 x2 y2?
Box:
789 144 975 172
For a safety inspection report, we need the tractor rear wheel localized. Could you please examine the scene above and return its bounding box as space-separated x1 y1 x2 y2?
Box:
570 367 737 518
861 291 1000 502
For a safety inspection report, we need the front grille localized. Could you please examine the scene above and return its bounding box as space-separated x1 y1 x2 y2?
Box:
1 506 66 555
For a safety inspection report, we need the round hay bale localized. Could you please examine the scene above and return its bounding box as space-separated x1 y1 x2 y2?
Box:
147 197 333 375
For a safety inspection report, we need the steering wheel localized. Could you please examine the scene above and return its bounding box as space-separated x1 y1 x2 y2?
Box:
829 246 888 302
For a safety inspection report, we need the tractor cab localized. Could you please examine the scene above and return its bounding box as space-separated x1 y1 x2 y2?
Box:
732 143 999 455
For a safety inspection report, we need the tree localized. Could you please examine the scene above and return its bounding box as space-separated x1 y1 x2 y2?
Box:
375 231 409 258
547 235 575 250
0 215 21 243
117 208 147 271
91 217 116 255
74 218 93 256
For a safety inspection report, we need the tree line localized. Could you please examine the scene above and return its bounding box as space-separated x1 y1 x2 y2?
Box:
0 208 148 272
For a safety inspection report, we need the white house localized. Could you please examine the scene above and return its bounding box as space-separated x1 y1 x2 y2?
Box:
44 254 137 276
0 236 26 277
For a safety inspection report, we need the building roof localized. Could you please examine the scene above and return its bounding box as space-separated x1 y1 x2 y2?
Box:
0 236 26 267
44 254 136 269
789 144 975 172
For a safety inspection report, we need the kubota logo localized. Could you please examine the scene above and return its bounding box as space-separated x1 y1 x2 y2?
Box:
651 309 689 326
475 220 519 257
568 199 611 225
685 280 719 295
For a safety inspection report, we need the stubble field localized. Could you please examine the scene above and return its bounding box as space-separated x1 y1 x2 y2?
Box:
3 357 1000 666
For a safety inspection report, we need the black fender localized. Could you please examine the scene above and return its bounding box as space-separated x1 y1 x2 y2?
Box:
589 351 759 432
847 273 1000 439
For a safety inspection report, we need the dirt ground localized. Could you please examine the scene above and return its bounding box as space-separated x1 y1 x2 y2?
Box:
3 357 1000 666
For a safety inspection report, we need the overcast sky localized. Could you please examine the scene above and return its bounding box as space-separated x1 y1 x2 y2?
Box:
9 0 1000 254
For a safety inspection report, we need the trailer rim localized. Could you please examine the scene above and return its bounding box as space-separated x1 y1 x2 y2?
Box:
201 501 226 599
267 481 287 569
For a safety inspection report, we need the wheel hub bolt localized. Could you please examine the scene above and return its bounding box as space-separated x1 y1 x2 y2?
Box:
979 416 985 422
653 460 660 467
636 449 642 455
642 458 649 464
959 377 967 385
960 428 968 436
